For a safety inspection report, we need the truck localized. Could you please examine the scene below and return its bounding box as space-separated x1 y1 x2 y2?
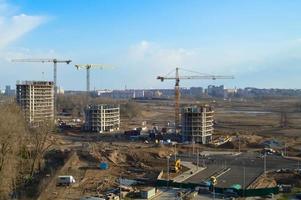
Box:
57 175 76 186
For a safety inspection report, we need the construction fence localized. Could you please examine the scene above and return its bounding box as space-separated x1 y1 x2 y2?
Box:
156 179 279 197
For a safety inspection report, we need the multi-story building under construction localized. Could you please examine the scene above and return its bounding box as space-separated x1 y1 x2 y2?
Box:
16 81 54 125
84 104 120 133
181 105 214 144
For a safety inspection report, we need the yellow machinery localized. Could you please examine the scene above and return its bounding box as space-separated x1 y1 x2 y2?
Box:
210 176 217 186
174 159 181 173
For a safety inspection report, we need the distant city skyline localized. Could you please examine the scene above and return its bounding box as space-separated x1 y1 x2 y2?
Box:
1 0 301 90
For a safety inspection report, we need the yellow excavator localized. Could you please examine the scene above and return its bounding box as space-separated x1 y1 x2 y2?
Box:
174 159 182 173
210 176 217 186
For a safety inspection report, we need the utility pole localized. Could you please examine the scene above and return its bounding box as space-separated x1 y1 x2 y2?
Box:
167 156 170 188
243 165 246 197
196 149 199 170
238 135 241 153
174 144 177 161
213 185 215 200
263 152 267 176
192 135 195 155
119 176 122 200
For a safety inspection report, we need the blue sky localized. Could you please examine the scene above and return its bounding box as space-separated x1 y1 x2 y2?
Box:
1 0 301 90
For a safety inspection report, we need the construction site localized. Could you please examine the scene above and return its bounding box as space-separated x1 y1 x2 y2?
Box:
3 1 301 199
7 62 301 200
26 95 301 199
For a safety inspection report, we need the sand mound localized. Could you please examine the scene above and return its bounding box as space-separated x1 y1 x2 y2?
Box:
218 135 264 149
106 150 127 164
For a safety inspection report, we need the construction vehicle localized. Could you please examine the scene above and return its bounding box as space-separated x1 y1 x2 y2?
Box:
74 64 113 92
57 175 76 186
173 159 182 173
157 67 234 132
210 176 217 186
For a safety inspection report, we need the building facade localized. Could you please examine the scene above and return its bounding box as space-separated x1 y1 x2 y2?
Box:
84 104 120 133
16 81 54 125
181 105 214 144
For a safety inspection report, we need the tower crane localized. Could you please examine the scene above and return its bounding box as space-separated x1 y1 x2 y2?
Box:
74 64 113 92
157 67 234 132
11 58 72 122
11 58 72 94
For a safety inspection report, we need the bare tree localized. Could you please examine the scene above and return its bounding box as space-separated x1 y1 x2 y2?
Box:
28 120 56 177
0 103 27 198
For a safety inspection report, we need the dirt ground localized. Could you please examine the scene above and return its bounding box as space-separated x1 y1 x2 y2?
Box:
38 140 179 199
39 96 301 199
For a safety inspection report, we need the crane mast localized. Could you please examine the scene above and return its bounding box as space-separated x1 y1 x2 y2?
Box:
157 67 234 133
11 58 72 122
175 68 180 131
11 58 72 94
75 64 112 92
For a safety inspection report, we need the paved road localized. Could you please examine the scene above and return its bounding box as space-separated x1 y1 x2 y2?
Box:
184 165 223 183
216 165 262 188
173 161 205 182
178 152 300 188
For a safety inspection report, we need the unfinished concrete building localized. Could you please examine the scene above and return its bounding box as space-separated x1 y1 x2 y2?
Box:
181 105 214 144
84 104 120 133
16 81 54 125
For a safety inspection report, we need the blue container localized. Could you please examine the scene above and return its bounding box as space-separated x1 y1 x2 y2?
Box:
99 162 109 170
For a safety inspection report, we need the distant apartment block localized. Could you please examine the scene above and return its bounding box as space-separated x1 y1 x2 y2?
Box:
92 87 204 99
84 104 120 133
16 81 54 125
181 105 214 144
207 85 225 98
4 85 16 96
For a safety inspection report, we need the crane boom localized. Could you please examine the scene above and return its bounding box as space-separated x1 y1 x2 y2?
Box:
11 58 72 123
157 67 234 133
74 64 113 92
11 58 72 64
158 75 234 81
11 58 72 89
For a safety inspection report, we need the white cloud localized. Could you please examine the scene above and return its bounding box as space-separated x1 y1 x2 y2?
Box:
0 0 46 50
125 39 301 80
127 40 199 71
126 40 258 76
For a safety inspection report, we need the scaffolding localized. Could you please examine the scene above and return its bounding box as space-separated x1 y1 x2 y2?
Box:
181 105 214 144
16 81 54 125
